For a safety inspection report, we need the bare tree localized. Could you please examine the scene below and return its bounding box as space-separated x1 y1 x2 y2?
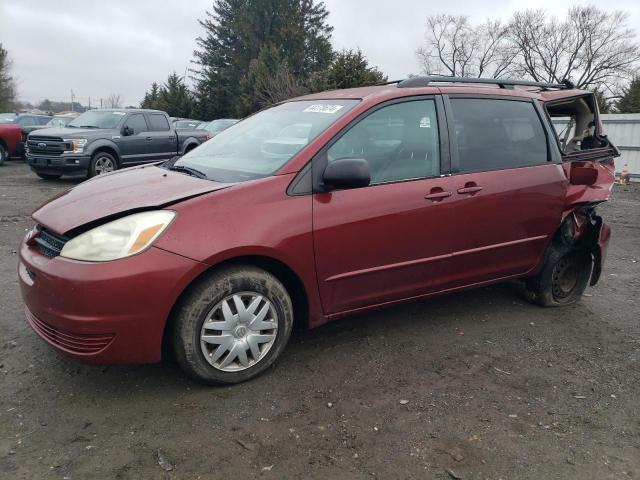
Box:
509 7 640 91
416 7 640 97
104 93 123 108
416 15 514 78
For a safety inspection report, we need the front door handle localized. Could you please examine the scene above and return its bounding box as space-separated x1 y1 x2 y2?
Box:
146 136 153 141
457 183 483 194
424 188 452 201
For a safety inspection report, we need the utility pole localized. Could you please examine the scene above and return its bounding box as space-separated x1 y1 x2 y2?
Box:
70 89 75 112
88 97 91 110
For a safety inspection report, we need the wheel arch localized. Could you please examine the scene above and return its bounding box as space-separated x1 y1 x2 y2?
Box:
90 143 120 166
181 139 199 155
161 254 310 359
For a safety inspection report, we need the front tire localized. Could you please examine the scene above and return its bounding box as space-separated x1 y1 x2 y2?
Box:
0 144 7 166
525 244 593 307
88 152 117 177
172 265 294 384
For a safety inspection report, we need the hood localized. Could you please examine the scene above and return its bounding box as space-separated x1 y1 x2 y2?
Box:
27 127 112 138
0 123 21 131
33 165 234 234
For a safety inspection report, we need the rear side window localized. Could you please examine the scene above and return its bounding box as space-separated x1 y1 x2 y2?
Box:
147 114 170 131
327 99 440 184
449 98 548 173
37 117 50 125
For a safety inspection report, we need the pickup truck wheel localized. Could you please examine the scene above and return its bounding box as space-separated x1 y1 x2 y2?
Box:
172 265 294 385
524 244 592 307
0 144 7 165
36 173 62 180
89 152 117 177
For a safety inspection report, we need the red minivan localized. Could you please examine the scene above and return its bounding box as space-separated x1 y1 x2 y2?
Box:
18 77 617 384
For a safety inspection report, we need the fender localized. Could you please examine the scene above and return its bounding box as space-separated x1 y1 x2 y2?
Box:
86 139 121 160
180 138 200 155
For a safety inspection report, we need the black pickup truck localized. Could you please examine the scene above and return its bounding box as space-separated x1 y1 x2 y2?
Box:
25 109 209 179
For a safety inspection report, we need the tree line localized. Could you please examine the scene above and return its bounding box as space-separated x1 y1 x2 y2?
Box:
2 3 640 116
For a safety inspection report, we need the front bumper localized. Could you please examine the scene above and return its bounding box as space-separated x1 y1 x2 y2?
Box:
26 153 91 175
18 239 208 364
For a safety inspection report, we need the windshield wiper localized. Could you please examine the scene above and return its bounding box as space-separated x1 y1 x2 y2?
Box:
77 125 100 129
167 164 208 179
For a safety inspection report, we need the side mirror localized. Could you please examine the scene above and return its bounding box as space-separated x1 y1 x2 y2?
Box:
569 164 598 186
122 125 134 136
323 158 370 190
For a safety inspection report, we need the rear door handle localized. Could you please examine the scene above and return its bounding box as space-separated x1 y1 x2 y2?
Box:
145 136 153 141
457 185 483 194
424 189 452 201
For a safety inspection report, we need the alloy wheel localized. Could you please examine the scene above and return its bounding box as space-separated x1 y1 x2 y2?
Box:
94 156 115 174
200 292 278 372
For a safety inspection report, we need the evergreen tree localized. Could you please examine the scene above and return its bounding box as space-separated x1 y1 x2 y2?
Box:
158 73 194 118
0 43 17 112
141 82 160 109
309 49 387 92
141 75 194 118
593 89 612 114
192 0 333 119
616 78 640 113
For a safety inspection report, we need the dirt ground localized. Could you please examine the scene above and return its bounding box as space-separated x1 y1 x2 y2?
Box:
0 160 638 480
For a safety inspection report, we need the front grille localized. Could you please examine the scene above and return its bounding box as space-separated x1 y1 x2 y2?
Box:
27 136 66 156
34 225 68 258
26 309 114 354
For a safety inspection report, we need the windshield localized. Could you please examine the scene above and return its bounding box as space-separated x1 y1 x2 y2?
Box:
173 100 359 182
47 116 75 127
67 110 126 129
0 113 17 124
175 120 202 129
202 119 238 133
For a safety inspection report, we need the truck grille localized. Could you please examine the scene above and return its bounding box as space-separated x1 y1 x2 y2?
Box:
27 136 66 156
34 225 68 258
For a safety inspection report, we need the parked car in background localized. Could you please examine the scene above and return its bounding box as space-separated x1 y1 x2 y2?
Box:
174 119 204 129
0 112 17 123
0 113 52 126
0 123 21 165
19 77 616 384
198 118 239 136
25 109 209 179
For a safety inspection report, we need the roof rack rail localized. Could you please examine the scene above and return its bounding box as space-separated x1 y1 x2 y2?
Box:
393 76 575 90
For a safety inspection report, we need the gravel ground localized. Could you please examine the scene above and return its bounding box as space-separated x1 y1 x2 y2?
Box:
0 161 638 480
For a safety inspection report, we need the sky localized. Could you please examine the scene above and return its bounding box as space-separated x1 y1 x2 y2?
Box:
1 0 639 107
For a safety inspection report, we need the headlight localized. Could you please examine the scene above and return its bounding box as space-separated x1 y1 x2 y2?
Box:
62 138 88 154
60 211 176 262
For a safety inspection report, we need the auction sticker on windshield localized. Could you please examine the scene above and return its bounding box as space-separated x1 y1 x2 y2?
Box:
303 104 344 114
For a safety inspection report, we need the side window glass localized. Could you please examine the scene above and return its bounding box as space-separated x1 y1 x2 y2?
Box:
449 98 548 172
124 114 148 135
327 100 440 184
148 114 170 131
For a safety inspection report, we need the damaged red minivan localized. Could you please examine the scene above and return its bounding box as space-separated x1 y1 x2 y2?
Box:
19 77 617 384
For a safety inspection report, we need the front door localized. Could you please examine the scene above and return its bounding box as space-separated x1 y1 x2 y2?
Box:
313 97 456 314
443 96 567 287
119 113 151 165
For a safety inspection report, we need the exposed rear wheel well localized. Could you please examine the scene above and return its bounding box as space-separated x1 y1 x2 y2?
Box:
162 255 309 359
183 142 198 154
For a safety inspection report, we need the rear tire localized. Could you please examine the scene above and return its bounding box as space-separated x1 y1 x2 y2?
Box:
172 265 294 385
88 152 117 177
525 244 593 307
36 173 62 180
